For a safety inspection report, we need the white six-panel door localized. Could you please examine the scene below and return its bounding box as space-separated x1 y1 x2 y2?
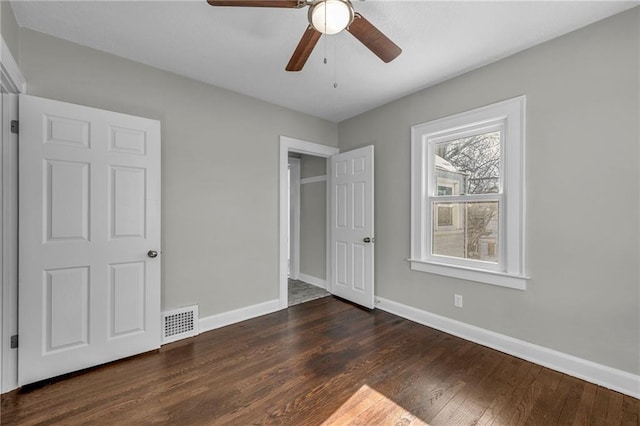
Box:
330 146 374 309
18 95 161 385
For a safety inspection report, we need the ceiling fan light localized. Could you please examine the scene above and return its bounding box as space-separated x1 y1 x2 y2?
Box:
309 0 354 35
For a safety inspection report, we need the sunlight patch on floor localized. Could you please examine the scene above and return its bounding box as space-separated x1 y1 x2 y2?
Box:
322 384 429 425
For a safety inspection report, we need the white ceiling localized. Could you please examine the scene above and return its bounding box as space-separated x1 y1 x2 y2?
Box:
9 1 638 122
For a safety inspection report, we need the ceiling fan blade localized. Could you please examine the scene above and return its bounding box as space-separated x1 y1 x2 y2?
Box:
207 0 302 8
347 13 402 63
286 26 322 72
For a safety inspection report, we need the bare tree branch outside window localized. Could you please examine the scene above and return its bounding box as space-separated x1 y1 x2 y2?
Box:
435 131 500 194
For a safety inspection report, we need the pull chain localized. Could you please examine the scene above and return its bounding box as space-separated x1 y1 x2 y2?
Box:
323 35 327 65
322 3 337 89
323 4 328 65
333 36 338 88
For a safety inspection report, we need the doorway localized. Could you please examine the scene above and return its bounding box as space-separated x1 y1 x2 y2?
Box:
279 136 338 309
288 153 331 306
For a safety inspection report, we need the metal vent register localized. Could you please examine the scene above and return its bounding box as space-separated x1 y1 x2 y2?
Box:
162 305 199 344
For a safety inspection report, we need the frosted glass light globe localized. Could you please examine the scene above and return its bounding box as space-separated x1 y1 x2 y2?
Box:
309 0 354 35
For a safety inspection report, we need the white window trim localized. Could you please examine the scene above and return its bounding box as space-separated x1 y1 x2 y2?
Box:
409 96 528 290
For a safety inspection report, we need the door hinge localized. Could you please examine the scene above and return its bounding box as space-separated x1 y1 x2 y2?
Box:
10 334 18 349
10 120 18 134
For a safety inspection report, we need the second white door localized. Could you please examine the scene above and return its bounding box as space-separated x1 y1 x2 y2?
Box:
329 146 374 309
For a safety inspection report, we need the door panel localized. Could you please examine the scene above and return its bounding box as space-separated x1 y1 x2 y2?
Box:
46 160 90 241
19 95 161 385
353 182 366 229
110 166 146 238
336 184 348 228
45 115 90 148
45 267 90 351
109 126 146 154
109 261 145 337
329 146 374 309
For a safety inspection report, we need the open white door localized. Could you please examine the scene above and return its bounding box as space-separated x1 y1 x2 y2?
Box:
329 145 374 309
18 95 161 385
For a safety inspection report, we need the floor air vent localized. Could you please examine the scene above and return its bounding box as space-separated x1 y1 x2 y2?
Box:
162 305 199 344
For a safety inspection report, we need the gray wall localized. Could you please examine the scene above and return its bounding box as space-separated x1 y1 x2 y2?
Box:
1 1 20 62
299 155 326 281
17 28 338 317
338 8 639 374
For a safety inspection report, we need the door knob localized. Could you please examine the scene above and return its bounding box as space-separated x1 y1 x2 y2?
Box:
147 250 158 258
363 237 374 243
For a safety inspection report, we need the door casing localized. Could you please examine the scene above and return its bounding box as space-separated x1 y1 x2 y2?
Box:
0 35 26 394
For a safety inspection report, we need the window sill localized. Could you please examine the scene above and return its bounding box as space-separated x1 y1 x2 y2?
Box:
407 259 528 290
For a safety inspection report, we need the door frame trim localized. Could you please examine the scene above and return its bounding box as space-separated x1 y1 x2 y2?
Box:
1 37 26 94
279 136 338 309
0 35 25 394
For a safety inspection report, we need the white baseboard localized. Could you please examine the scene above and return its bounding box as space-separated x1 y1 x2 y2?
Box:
376 296 640 399
298 273 326 289
199 299 281 334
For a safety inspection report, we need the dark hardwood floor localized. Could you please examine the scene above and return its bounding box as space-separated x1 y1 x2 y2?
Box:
1 296 638 425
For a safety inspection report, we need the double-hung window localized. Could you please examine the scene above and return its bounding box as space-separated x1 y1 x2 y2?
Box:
410 96 527 289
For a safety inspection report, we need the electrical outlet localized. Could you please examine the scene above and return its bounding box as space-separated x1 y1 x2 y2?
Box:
454 294 463 308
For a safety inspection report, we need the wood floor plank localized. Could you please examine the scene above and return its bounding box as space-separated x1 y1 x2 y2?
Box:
426 347 506 424
602 387 625 425
591 385 614 424
475 357 538 425
571 381 597 425
553 376 587 424
1 296 637 425
621 395 640 425
507 366 562 425
369 335 478 422
321 383 387 425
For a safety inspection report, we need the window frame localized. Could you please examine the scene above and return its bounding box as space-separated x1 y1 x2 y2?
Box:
428 123 504 272
410 96 528 290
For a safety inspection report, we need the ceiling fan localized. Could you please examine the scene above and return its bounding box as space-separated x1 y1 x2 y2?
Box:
206 0 402 71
